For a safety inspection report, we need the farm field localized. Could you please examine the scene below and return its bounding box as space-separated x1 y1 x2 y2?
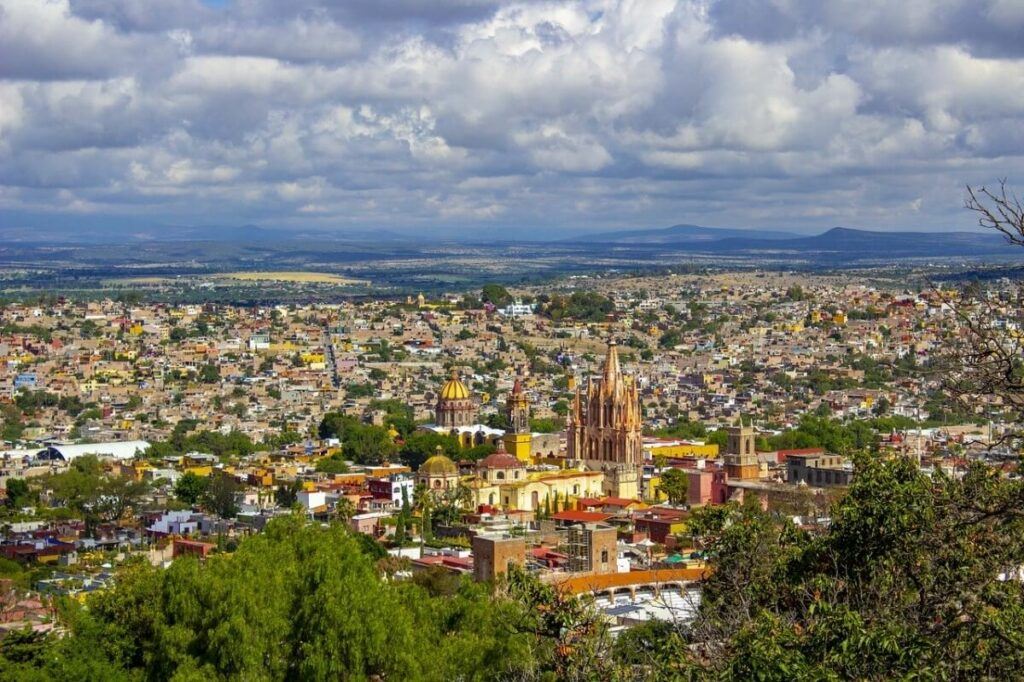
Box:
220 271 369 285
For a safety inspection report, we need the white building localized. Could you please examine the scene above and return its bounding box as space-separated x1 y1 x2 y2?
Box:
498 300 536 317
39 440 150 462
297 490 327 513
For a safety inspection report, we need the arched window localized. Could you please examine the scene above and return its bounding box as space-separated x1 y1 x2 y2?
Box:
433 479 441 489
496 471 505 480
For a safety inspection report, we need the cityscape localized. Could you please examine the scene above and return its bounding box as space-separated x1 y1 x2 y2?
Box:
2 1 1024 680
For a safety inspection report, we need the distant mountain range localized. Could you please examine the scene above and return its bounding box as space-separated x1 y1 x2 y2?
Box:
567 224 1011 260
563 223 800 244
0 221 1014 264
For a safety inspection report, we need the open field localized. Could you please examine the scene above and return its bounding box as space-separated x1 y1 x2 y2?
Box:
219 271 369 285
102 277 179 286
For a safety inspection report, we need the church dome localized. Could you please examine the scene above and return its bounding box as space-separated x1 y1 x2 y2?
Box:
479 442 524 470
420 453 458 476
439 370 471 400
479 451 523 469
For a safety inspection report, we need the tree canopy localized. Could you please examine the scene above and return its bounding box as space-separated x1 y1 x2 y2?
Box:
318 412 398 465
0 516 593 681
676 455 1024 679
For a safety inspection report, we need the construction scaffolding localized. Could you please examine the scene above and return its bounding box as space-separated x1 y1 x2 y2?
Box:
567 524 593 573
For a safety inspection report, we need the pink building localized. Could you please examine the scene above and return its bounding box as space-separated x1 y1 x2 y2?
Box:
686 470 714 506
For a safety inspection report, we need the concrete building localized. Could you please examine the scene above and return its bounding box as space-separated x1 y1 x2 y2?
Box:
567 523 618 575
786 452 853 487
472 533 525 582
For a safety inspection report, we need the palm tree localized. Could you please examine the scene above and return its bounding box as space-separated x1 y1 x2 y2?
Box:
333 496 355 524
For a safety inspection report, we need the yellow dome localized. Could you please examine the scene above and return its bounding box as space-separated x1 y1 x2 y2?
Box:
420 454 457 476
440 370 470 401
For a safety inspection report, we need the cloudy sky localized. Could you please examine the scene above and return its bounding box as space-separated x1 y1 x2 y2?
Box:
1 0 1023 238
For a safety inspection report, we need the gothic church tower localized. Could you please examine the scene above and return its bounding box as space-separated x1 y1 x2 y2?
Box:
566 340 643 498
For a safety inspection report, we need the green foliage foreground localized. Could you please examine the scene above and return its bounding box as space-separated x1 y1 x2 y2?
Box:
0 517 565 682
685 454 1024 680
6 456 1024 681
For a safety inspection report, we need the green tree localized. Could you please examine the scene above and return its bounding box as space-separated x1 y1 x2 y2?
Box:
202 473 240 518
706 429 728 448
393 513 407 545
274 480 303 508
315 453 350 475
344 425 398 465
198 362 220 383
0 516 579 680
173 472 208 506
4 478 32 508
658 467 689 505
481 283 512 306
367 399 416 437
46 459 147 535
399 431 458 470
674 455 1024 679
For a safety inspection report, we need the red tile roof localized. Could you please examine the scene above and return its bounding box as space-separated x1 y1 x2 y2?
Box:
775 447 826 461
599 496 638 508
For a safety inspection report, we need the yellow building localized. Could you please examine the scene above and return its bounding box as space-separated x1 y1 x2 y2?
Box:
126 460 154 481
301 352 325 369
647 440 719 459
455 441 603 511
782 320 805 333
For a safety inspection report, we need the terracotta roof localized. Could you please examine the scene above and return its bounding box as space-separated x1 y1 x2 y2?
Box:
478 451 524 469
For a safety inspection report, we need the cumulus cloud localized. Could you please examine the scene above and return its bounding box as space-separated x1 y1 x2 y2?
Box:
1 0 1023 234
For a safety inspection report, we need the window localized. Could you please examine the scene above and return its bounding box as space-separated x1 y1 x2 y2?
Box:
496 471 505 480
600 550 609 563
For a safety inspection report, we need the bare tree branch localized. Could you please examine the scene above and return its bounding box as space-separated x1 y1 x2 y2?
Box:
966 180 1024 246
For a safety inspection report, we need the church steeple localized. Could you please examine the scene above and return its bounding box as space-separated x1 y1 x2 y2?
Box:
602 339 621 391
503 369 533 463
567 337 643 499
506 373 530 435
